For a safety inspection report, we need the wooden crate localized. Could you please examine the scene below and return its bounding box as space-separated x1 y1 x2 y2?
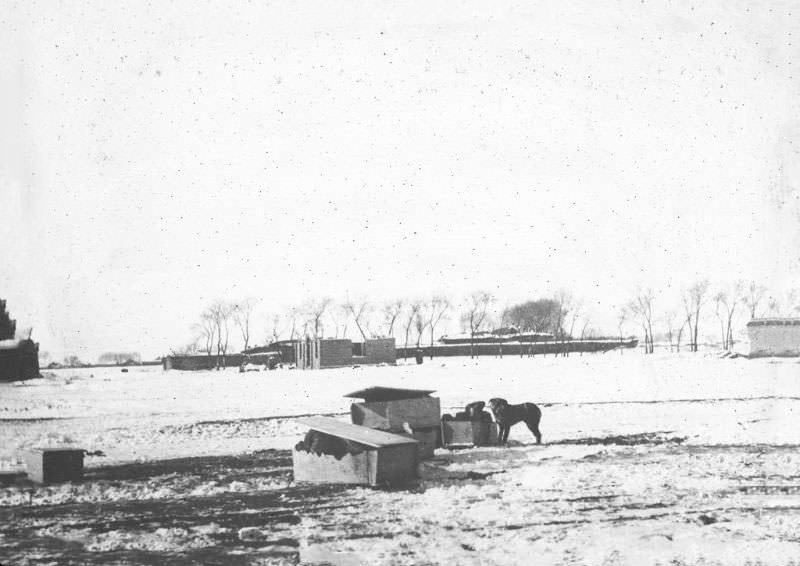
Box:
25 448 84 484
350 397 441 431
293 417 419 486
441 421 499 447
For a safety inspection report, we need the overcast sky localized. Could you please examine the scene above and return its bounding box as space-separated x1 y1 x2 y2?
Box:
1 1 798 360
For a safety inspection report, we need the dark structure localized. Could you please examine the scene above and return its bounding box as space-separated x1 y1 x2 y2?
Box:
0 299 40 382
243 340 298 364
294 337 396 370
397 338 638 359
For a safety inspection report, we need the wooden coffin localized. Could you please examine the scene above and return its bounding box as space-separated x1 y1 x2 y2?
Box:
441 421 499 447
293 417 419 486
25 447 84 484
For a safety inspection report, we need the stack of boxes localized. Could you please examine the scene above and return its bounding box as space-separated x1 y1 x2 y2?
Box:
346 387 441 460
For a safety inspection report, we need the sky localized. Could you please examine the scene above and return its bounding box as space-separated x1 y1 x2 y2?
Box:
1 0 798 361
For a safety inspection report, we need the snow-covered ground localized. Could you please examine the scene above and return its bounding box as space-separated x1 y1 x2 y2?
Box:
1 352 799 565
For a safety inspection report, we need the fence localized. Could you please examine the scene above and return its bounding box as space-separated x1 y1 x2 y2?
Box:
395 339 637 359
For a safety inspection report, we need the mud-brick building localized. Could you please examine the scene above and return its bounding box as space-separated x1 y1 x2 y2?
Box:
0 299 40 382
295 337 396 370
747 318 800 357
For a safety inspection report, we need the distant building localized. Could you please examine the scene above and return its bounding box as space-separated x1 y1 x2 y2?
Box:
747 318 800 357
0 299 40 382
243 340 298 365
294 337 396 370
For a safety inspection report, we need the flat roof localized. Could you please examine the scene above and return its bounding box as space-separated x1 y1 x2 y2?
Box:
295 416 418 448
343 386 436 402
747 318 800 326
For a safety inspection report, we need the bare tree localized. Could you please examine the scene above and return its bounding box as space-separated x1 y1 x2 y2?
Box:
628 289 655 354
743 281 767 319
713 281 743 350
578 315 592 355
382 299 405 337
664 310 679 353
766 288 800 317
683 280 710 352
713 291 727 350
403 300 423 358
267 311 296 344
208 300 234 368
232 298 258 352
287 306 300 341
617 307 628 353
304 298 333 338
460 291 495 358
328 303 348 339
426 296 451 359
193 310 216 360
551 289 572 356
675 319 685 353
344 298 372 341
414 307 426 349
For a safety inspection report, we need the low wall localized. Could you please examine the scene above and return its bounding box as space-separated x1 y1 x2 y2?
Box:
163 353 277 371
396 339 637 359
365 338 396 365
319 340 354 368
747 320 800 357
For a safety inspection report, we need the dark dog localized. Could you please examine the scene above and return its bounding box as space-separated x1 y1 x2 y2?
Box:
488 398 542 444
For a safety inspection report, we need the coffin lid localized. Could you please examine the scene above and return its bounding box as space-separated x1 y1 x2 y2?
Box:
295 416 418 448
343 386 436 402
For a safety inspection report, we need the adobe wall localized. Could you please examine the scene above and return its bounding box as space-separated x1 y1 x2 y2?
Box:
396 339 637 359
319 339 354 368
163 353 278 370
748 321 800 357
365 338 396 364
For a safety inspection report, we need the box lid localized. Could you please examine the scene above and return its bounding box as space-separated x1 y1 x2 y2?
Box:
343 386 436 402
295 416 418 448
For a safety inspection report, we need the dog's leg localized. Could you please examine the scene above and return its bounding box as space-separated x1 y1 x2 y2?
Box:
525 410 542 444
526 421 542 444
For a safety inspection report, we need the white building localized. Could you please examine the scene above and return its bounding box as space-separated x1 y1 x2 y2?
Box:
747 318 800 357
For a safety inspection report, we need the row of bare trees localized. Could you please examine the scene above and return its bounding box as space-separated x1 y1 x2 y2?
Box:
623 280 798 354
177 280 798 362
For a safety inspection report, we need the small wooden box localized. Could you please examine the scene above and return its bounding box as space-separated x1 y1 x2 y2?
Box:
25 448 84 484
293 417 419 486
441 421 499 447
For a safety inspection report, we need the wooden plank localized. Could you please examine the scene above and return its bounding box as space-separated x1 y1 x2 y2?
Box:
295 416 418 448
343 386 436 402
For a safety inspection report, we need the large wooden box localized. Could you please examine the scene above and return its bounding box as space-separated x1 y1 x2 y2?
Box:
25 448 84 484
350 397 441 431
441 421 499 447
292 417 419 487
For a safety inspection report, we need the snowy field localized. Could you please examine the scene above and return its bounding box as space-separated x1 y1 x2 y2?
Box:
2 352 800 565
